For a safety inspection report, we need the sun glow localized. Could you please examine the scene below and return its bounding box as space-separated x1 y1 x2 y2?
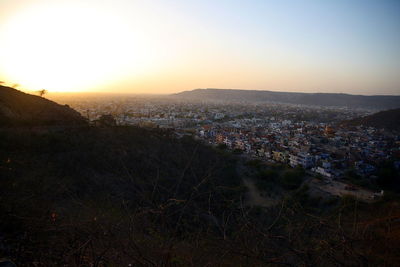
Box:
0 3 140 92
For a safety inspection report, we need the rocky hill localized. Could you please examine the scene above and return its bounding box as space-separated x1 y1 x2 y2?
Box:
340 108 400 131
0 85 87 126
173 88 400 110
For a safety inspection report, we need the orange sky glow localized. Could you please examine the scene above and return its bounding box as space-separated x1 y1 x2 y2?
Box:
0 0 399 95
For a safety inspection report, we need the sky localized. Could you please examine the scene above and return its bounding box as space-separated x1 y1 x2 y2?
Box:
0 0 399 95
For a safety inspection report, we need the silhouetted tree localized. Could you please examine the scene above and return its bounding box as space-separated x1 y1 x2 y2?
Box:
37 89 48 97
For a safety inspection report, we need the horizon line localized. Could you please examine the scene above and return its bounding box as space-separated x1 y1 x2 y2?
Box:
2 85 399 97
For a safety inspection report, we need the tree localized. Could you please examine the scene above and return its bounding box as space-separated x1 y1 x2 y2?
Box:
37 89 48 97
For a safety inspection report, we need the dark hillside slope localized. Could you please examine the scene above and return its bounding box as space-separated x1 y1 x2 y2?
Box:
0 127 245 265
0 85 87 126
1 126 399 266
173 88 400 110
340 108 400 131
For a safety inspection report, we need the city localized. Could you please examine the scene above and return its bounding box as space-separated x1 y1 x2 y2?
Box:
54 94 399 201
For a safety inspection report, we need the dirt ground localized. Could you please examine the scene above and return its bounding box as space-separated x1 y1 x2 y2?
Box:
309 178 380 202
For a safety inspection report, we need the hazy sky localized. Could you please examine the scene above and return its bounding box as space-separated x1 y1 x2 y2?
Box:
0 0 399 95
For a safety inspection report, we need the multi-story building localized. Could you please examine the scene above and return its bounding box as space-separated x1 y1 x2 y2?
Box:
289 152 314 168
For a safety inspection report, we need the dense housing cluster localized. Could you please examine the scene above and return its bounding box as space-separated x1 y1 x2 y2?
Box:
59 95 399 184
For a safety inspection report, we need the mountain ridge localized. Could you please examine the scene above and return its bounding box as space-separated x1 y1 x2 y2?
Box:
340 108 400 131
173 88 400 110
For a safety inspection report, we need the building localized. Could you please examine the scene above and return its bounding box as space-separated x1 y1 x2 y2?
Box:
289 152 314 168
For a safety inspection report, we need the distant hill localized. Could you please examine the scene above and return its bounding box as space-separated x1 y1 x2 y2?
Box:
340 108 400 131
173 88 400 110
0 85 87 126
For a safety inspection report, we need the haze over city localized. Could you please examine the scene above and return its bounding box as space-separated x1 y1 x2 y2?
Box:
0 0 399 95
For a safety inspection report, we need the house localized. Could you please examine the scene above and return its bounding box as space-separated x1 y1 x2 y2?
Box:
272 151 289 163
289 152 314 168
313 166 333 178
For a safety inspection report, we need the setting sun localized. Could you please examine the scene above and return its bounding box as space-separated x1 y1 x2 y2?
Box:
0 2 139 92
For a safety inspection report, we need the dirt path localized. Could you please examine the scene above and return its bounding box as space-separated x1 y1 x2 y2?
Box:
235 157 280 207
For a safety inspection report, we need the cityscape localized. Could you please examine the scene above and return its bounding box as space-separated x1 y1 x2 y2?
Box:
54 94 399 201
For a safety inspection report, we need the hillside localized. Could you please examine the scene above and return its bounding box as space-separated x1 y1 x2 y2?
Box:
340 108 400 131
0 125 399 265
0 95 399 265
0 85 87 126
173 88 400 110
